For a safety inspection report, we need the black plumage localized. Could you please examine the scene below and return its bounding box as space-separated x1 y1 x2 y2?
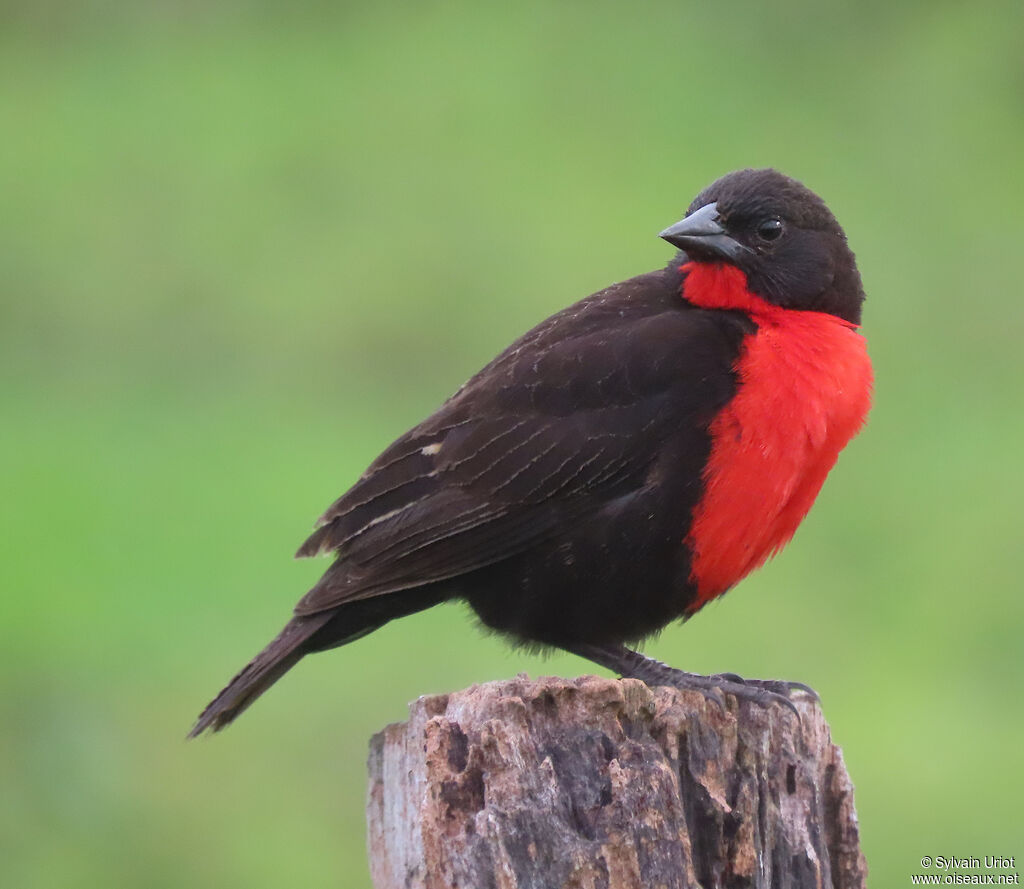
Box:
191 266 750 734
190 168 866 735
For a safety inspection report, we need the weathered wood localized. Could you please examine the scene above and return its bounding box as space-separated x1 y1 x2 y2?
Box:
367 675 866 889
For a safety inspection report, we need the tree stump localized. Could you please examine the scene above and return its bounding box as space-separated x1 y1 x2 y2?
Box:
366 674 866 889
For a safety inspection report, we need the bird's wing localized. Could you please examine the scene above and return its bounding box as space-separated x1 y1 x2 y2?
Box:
293 269 745 615
294 406 662 614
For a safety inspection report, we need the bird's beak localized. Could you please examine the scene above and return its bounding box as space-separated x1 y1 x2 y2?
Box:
658 202 751 261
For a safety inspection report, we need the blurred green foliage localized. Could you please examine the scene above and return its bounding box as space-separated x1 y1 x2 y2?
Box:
2 2 1023 886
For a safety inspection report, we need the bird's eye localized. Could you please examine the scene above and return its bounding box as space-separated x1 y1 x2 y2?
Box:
756 218 784 242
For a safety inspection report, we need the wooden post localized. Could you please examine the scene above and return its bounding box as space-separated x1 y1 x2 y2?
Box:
367 675 866 889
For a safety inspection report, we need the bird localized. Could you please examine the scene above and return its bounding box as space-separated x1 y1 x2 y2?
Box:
189 168 872 736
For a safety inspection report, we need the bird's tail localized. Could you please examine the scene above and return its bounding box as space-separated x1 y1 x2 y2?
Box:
188 612 333 738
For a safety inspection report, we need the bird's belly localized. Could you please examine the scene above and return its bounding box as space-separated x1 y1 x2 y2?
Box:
466 487 698 647
684 312 872 611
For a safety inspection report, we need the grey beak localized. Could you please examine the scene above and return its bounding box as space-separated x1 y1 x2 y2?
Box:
658 202 751 261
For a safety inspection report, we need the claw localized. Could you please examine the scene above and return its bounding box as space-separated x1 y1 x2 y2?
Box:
784 680 820 701
565 642 814 722
702 685 727 711
706 675 802 720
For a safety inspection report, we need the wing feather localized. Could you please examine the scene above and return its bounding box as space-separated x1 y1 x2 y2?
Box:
292 268 745 616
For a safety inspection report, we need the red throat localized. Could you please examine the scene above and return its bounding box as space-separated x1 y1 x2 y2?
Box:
680 262 873 612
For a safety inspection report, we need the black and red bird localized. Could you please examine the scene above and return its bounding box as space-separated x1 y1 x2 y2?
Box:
190 168 872 736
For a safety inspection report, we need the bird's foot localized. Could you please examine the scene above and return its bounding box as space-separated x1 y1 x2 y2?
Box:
711 672 819 700
566 643 815 718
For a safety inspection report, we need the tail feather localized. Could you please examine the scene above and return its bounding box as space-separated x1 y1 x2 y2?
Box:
188 613 332 738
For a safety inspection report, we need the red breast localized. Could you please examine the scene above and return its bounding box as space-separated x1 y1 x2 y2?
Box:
680 261 873 611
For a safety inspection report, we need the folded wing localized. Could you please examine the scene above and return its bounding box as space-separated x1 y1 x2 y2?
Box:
293 270 741 616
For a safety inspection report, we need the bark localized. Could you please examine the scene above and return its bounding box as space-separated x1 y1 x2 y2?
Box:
366 674 866 889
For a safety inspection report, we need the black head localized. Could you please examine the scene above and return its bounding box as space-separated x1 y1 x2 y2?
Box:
659 169 864 324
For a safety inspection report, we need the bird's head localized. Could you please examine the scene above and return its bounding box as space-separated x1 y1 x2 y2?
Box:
660 169 864 324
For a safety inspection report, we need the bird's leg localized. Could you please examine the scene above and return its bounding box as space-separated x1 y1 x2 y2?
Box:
565 642 814 716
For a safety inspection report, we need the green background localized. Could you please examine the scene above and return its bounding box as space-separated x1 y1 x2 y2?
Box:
3 2 1022 886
